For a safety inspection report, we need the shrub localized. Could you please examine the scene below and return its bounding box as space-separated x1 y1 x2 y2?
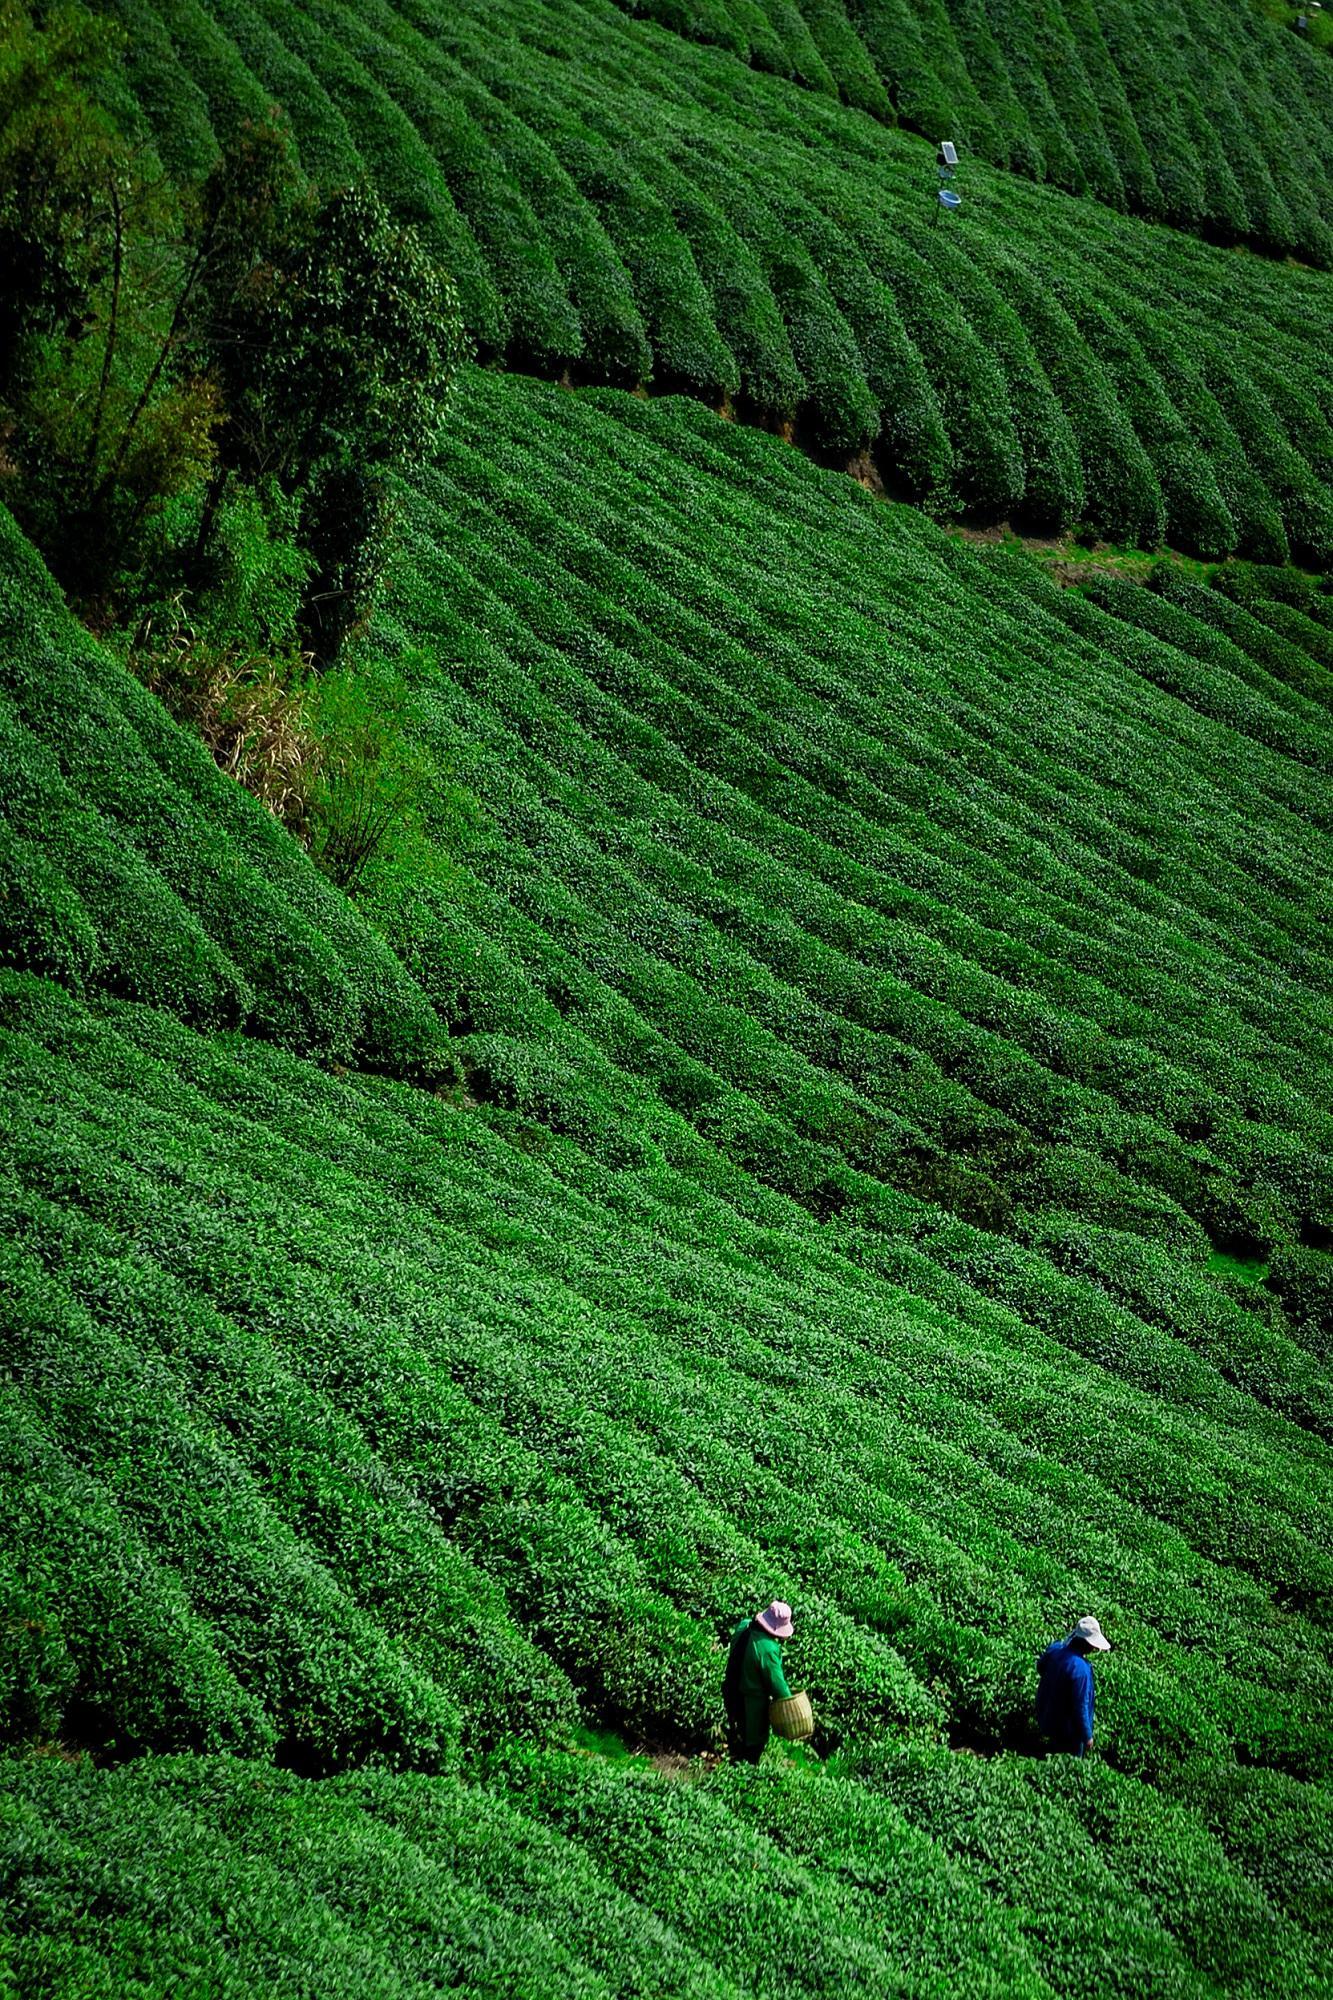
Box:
852 1745 1200 1998
4 1242 462 1771
0 1387 272 1757
736 188 878 454
1267 1244 1333 1364
650 151 803 422
1025 1756 1326 1992
495 1747 943 1993
456 57 651 384
877 237 1023 516
204 0 369 192
1171 1760 1333 1942
1070 289 1234 558
849 0 984 143
106 0 218 180
1205 345 1332 567
0 687 253 1025
555 130 737 404
928 232 1082 527
989 258 1163 545
321 6 579 376
799 0 893 119
334 1764 735 2000
0 1553 76 1746
716 1761 1052 1996
0 827 99 994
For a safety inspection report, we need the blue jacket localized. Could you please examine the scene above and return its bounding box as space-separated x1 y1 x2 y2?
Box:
1036 1641 1094 1748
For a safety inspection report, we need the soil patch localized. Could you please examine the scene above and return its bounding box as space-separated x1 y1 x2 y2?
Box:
644 1747 715 1780
951 520 1067 557
846 450 887 498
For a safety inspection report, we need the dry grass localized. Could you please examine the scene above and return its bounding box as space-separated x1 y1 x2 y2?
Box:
134 611 318 836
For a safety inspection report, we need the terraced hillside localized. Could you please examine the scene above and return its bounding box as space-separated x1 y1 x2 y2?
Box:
4 367 1333 1996
107 0 1333 557
611 0 1333 259
5 0 1333 1986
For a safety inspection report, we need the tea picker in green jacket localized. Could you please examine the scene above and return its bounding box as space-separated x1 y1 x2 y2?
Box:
723 1601 794 1763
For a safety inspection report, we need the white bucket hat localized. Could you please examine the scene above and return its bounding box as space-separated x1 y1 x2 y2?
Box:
1069 1615 1111 1652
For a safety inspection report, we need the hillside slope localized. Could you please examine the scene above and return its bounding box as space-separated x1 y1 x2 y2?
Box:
608 0 1333 261
3 371 1333 1995
105 0 1333 557
0 510 445 1074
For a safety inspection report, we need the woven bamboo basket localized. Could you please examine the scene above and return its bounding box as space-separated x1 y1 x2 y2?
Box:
770 1690 815 1741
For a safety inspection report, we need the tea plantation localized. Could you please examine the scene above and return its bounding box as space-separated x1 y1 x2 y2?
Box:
106 0 1333 556
3 0 1333 1994
609 0 1333 260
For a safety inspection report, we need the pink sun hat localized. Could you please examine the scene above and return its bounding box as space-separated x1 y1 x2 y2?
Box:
756 1601 795 1639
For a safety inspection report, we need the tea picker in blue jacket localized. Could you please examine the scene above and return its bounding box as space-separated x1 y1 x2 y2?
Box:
1036 1615 1111 1756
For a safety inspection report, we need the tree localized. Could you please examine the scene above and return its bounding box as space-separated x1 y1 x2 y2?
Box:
0 1 219 610
0 0 119 385
189 127 467 659
0 20 466 654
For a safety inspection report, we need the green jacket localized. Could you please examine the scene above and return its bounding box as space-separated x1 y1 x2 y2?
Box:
723 1618 793 1747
